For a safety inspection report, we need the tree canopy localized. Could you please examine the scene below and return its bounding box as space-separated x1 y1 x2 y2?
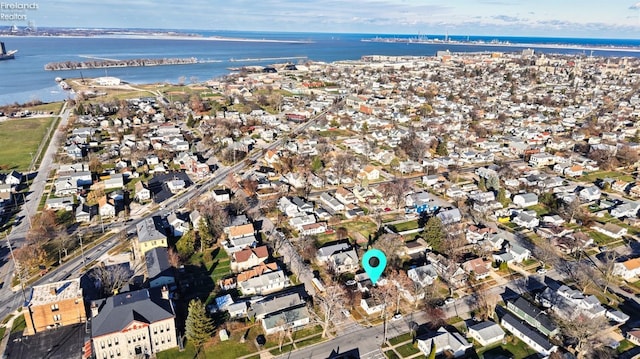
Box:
185 299 215 351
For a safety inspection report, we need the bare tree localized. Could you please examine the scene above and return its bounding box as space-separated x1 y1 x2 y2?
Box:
313 284 345 338
533 240 560 268
90 261 142 297
556 314 608 358
296 235 318 263
594 250 621 294
332 153 355 184
374 233 404 270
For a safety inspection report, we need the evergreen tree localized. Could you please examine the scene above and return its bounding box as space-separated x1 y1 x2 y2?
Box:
186 113 196 128
497 188 510 207
478 177 487 191
185 299 215 354
435 139 448 156
486 175 500 191
423 216 445 252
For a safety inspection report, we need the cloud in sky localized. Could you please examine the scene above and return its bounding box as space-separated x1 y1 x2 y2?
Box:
16 0 640 38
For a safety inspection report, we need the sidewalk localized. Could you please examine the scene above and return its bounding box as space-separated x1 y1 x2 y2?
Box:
0 310 22 356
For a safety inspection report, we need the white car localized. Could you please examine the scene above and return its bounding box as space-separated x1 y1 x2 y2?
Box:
444 297 455 305
392 313 403 321
537 268 547 274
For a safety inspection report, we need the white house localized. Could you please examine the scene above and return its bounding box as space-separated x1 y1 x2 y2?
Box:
579 186 601 202
417 327 472 358
501 313 557 356
360 297 386 315
513 193 539 208
468 321 505 346
613 257 640 281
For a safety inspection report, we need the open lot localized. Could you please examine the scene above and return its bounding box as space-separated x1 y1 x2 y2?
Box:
0 117 55 171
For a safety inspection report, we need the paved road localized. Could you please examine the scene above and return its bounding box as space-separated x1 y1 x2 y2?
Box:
0 104 72 312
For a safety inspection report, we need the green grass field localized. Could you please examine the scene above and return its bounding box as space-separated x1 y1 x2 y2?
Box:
0 117 55 171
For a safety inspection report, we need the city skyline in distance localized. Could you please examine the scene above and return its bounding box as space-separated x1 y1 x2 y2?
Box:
5 0 640 39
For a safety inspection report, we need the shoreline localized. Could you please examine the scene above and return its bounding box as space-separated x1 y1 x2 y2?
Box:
3 33 314 44
362 38 640 53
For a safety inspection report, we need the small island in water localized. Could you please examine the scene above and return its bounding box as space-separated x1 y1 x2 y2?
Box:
44 57 202 71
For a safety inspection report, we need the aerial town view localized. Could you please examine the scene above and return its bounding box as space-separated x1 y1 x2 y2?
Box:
2 1 640 359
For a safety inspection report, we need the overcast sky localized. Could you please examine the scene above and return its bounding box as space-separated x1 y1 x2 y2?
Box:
14 0 640 38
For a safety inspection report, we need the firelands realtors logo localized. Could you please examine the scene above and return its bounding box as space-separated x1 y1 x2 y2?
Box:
0 2 38 21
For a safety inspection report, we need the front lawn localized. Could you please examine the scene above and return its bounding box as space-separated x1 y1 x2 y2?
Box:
395 343 421 357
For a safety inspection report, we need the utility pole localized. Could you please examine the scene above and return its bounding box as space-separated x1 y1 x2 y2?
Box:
4 231 27 303
78 233 85 265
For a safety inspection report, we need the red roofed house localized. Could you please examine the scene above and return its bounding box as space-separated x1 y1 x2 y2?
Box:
231 245 269 272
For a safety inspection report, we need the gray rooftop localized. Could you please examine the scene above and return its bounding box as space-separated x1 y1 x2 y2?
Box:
145 247 174 280
91 288 174 338
136 216 166 243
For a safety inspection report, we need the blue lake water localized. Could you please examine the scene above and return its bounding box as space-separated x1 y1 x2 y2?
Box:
1 31 640 105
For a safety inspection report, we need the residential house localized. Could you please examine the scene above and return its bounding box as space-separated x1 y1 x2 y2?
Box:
591 222 627 239
538 284 606 319
75 204 97 223
508 242 531 263
5 170 22 185
613 257 640 281
512 211 539 229
357 165 380 181
237 270 288 296
145 247 176 289
316 241 351 263
627 330 640 346
462 258 491 280
166 212 188 237
334 187 357 205
501 312 558 356
506 297 559 337
213 188 231 202
564 165 584 177
328 247 359 274
90 287 177 358
134 181 151 202
513 193 539 208
136 216 168 254
23 278 86 335
300 222 327 236
427 253 467 288
611 201 640 218
104 173 125 190
404 264 437 300
416 327 473 358
320 192 344 213
231 246 269 273
248 293 310 335
360 296 386 315
45 196 75 212
436 208 462 225
98 196 116 218
210 294 247 319
467 321 505 346
579 186 601 202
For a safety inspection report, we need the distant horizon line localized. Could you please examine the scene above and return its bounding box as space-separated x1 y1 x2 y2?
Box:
2 25 639 41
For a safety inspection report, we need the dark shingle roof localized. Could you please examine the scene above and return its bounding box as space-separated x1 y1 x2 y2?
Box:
91 288 174 338
145 247 173 280
502 312 554 351
509 297 557 333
